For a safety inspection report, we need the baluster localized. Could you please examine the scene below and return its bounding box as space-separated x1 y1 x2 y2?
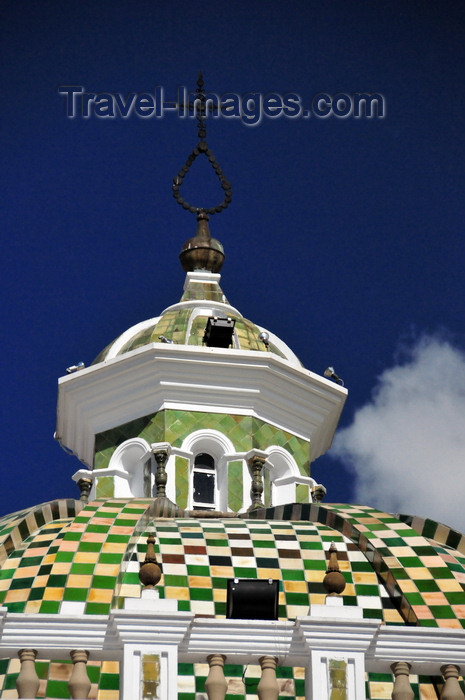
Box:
69 649 91 699
391 662 414 700
154 449 168 497
258 656 279 700
16 649 40 699
248 456 266 510
440 665 465 700
205 654 227 700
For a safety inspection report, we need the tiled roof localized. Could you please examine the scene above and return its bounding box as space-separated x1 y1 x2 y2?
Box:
1 498 465 698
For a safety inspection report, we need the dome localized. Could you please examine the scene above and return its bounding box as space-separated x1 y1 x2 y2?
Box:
1 498 465 698
92 270 302 367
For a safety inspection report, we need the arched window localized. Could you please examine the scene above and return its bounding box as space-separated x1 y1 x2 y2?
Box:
192 452 216 510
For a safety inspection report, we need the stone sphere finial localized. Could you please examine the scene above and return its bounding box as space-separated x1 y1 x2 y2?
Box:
139 535 162 589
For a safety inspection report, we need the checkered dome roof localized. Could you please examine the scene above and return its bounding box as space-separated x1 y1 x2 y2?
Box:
1 499 465 629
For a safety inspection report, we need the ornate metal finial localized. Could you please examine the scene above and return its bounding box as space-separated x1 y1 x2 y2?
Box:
139 535 162 589
323 542 346 596
175 74 232 274
173 72 232 218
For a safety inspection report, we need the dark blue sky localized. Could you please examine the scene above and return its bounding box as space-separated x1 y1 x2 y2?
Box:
2 2 465 518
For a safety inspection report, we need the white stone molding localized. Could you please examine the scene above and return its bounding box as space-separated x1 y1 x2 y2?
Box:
56 343 346 468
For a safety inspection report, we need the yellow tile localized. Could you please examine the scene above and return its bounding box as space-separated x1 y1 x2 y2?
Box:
92 517 116 526
368 681 393 698
4 588 29 603
111 525 136 536
389 546 415 557
43 587 64 601
420 556 446 568
165 587 190 601
353 572 378 584
383 608 404 623
283 580 307 593
67 574 93 588
412 605 434 620
308 593 326 605
94 563 120 577
436 618 463 629
14 565 41 579
59 539 79 552
101 660 120 674
82 532 106 543
27 547 49 557
258 568 282 579
342 583 356 596
437 578 463 592
305 570 325 583
88 588 113 603
404 568 432 580
102 542 127 553
50 562 72 575
24 600 42 613
213 589 227 602
74 551 99 563
188 576 211 588
397 579 419 593
118 584 140 598
383 557 400 568
422 591 448 606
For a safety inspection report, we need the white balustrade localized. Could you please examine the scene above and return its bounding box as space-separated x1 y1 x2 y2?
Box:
1 605 465 699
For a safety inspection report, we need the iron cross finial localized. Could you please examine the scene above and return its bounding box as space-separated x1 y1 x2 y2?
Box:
172 73 232 216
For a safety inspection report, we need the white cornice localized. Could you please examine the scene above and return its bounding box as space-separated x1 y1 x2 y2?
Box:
56 343 347 468
2 608 465 676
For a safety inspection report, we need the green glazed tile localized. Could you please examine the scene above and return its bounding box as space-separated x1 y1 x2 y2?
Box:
85 602 111 615
39 601 60 613
92 575 117 589
63 588 88 602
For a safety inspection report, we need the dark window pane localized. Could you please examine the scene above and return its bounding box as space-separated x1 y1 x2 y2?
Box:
193 471 215 503
195 453 215 470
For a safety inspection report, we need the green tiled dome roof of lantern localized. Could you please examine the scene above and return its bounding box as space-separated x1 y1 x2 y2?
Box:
92 271 301 365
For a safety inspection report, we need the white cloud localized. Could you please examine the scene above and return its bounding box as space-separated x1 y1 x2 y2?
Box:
331 335 465 532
